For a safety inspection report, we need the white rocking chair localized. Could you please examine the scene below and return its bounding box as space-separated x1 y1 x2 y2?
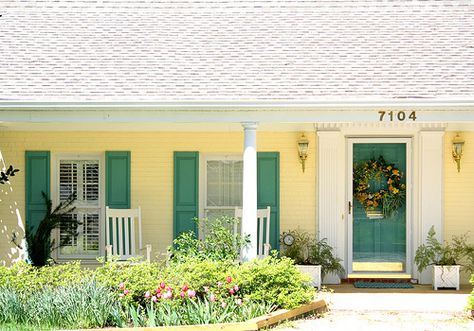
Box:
105 206 151 261
234 206 271 258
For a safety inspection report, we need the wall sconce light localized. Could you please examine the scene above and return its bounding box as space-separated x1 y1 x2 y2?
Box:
297 133 309 172
452 133 465 173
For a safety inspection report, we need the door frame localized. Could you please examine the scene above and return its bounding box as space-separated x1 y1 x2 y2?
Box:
346 137 413 275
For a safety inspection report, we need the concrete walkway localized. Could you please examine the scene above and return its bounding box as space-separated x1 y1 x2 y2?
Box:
328 284 470 312
279 284 474 331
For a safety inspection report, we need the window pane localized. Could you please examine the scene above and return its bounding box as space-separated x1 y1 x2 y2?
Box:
83 162 99 202
83 213 100 253
206 160 243 207
59 162 77 201
59 213 78 247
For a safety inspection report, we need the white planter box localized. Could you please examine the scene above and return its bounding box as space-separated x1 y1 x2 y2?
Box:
432 265 460 290
296 265 321 290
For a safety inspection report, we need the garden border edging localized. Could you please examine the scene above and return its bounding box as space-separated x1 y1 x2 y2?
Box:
73 298 327 331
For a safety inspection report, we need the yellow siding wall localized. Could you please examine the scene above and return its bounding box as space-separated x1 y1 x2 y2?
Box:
444 132 474 283
0 131 316 265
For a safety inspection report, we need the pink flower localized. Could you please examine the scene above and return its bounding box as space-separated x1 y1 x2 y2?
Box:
156 288 161 294
156 293 162 299
118 282 125 290
160 282 166 289
229 288 235 295
152 296 158 303
221 301 227 308
182 285 189 292
226 276 232 284
163 291 172 299
210 294 216 302
217 281 223 288
233 285 239 292
235 298 242 306
187 289 196 298
165 286 172 292
203 286 209 293
144 291 151 299
123 289 129 295
180 291 186 299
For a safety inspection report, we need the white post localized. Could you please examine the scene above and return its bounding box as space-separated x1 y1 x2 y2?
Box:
418 130 444 284
145 244 152 262
241 122 258 261
317 130 345 284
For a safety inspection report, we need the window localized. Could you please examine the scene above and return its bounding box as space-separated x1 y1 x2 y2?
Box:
57 157 102 258
203 155 243 221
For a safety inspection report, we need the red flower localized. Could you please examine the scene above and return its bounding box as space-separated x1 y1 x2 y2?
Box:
226 276 232 283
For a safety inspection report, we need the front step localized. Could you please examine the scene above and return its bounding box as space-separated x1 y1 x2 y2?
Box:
347 273 412 282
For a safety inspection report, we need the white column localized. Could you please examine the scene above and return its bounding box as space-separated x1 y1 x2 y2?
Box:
417 130 445 284
317 130 345 284
241 122 258 261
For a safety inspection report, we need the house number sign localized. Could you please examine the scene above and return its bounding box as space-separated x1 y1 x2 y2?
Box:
378 111 417 122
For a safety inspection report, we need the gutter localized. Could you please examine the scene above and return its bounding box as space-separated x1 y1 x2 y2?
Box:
1 99 474 111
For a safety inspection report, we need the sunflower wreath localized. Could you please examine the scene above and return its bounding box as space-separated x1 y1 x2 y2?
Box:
353 155 406 218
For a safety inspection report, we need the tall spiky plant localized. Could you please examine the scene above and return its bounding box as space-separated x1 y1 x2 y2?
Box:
26 192 79 266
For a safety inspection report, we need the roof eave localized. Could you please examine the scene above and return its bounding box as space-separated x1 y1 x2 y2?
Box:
1 99 474 111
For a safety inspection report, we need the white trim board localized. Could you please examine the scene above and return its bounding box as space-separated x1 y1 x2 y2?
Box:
2 109 474 125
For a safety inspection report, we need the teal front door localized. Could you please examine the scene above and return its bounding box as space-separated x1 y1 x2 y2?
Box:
350 141 408 273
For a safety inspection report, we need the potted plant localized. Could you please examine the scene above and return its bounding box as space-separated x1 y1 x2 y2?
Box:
280 229 345 289
415 226 474 290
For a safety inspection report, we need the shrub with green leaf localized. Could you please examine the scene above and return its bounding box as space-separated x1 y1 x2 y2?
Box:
236 254 314 309
468 274 474 312
169 216 249 263
0 260 89 294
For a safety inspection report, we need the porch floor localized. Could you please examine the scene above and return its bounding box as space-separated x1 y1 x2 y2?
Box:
328 283 471 294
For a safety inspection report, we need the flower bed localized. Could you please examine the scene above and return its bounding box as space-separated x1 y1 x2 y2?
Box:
0 256 313 330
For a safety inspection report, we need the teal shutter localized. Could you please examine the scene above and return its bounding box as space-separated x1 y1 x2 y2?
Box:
257 152 280 251
25 151 50 234
173 152 199 238
106 151 131 209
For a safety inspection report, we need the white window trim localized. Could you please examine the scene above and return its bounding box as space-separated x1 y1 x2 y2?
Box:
199 153 243 220
51 153 105 260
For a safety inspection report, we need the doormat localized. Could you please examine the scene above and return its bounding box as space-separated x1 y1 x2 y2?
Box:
353 281 414 289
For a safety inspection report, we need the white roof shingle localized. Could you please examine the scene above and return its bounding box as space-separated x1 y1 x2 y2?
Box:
1 0 473 102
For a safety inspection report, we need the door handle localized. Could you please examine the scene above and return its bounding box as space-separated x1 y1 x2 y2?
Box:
348 201 352 215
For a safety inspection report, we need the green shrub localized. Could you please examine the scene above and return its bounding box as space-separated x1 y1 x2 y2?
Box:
169 216 249 263
236 254 314 309
94 260 166 306
165 259 236 298
468 274 474 311
0 260 107 291
0 261 89 294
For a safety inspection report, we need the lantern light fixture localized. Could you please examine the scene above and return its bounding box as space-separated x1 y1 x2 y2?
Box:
452 133 465 173
297 133 309 172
